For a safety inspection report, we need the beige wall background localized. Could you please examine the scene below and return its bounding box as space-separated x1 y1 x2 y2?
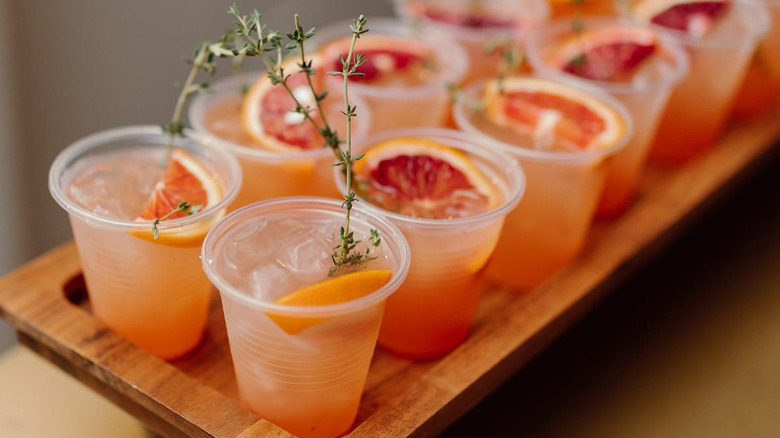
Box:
0 0 394 351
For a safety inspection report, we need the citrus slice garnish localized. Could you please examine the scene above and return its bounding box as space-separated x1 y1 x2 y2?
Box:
632 0 729 35
130 149 222 247
267 269 393 334
241 57 325 152
548 26 658 82
352 137 499 219
483 77 626 151
321 35 433 87
407 1 515 28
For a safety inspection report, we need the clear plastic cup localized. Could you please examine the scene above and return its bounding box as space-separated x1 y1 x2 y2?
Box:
49 126 242 359
454 81 633 290
732 0 780 119
616 0 770 163
188 72 371 209
759 0 780 80
311 18 468 133
335 128 525 360
547 0 616 18
202 197 410 438
394 0 550 84
525 17 689 218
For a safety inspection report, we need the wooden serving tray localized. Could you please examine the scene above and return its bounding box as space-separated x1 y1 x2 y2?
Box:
2 110 780 438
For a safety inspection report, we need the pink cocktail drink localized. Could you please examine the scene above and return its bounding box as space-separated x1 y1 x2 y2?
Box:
202 198 410 438
455 78 632 289
732 0 780 119
546 0 616 18
395 0 550 84
617 0 769 163
313 18 468 133
49 126 241 359
189 71 371 208
337 129 524 359
526 18 689 218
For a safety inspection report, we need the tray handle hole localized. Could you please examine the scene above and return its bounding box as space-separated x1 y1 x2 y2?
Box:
63 273 88 305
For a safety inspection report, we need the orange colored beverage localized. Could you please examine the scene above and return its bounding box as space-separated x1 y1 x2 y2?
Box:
189 72 371 208
732 0 780 120
526 19 689 218
202 198 410 437
617 0 769 163
760 0 780 81
313 19 468 133
395 0 550 84
338 129 525 359
547 0 616 18
484 156 609 287
454 78 632 289
49 126 241 359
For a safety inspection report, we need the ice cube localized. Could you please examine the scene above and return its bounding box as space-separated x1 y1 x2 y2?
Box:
225 218 274 275
246 263 291 302
273 225 332 283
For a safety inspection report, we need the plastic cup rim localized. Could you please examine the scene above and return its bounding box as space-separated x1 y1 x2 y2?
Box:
311 17 469 98
452 80 634 164
614 0 770 48
48 125 242 232
187 72 371 163
524 16 690 95
201 196 412 317
334 127 526 229
393 0 552 42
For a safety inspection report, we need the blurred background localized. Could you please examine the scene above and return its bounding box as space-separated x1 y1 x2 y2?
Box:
0 0 393 351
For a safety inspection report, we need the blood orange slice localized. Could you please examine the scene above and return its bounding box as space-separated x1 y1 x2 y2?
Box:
268 269 392 334
483 77 626 151
131 149 222 247
632 0 729 34
321 36 433 87
241 58 326 152
548 26 658 81
408 1 515 29
353 138 499 219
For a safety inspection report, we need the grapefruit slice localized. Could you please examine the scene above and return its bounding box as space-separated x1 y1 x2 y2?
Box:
483 77 626 151
352 138 499 219
268 269 393 334
548 26 658 81
407 1 515 29
130 149 222 247
632 0 729 34
241 57 326 152
321 35 433 86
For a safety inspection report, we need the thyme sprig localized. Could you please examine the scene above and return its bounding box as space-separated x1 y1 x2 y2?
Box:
225 6 378 276
448 36 523 113
162 35 236 162
570 0 588 70
448 83 485 113
151 201 203 240
326 15 371 276
484 37 523 92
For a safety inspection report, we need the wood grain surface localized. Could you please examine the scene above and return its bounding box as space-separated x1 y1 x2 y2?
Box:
1 109 779 437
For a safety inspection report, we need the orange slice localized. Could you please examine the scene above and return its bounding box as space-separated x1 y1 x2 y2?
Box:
267 269 393 334
632 0 729 34
408 0 516 29
130 149 222 247
352 137 500 220
320 35 433 87
241 57 326 152
548 26 658 82
483 77 626 151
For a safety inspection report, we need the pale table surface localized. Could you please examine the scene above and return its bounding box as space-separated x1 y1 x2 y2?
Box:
1 154 778 437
